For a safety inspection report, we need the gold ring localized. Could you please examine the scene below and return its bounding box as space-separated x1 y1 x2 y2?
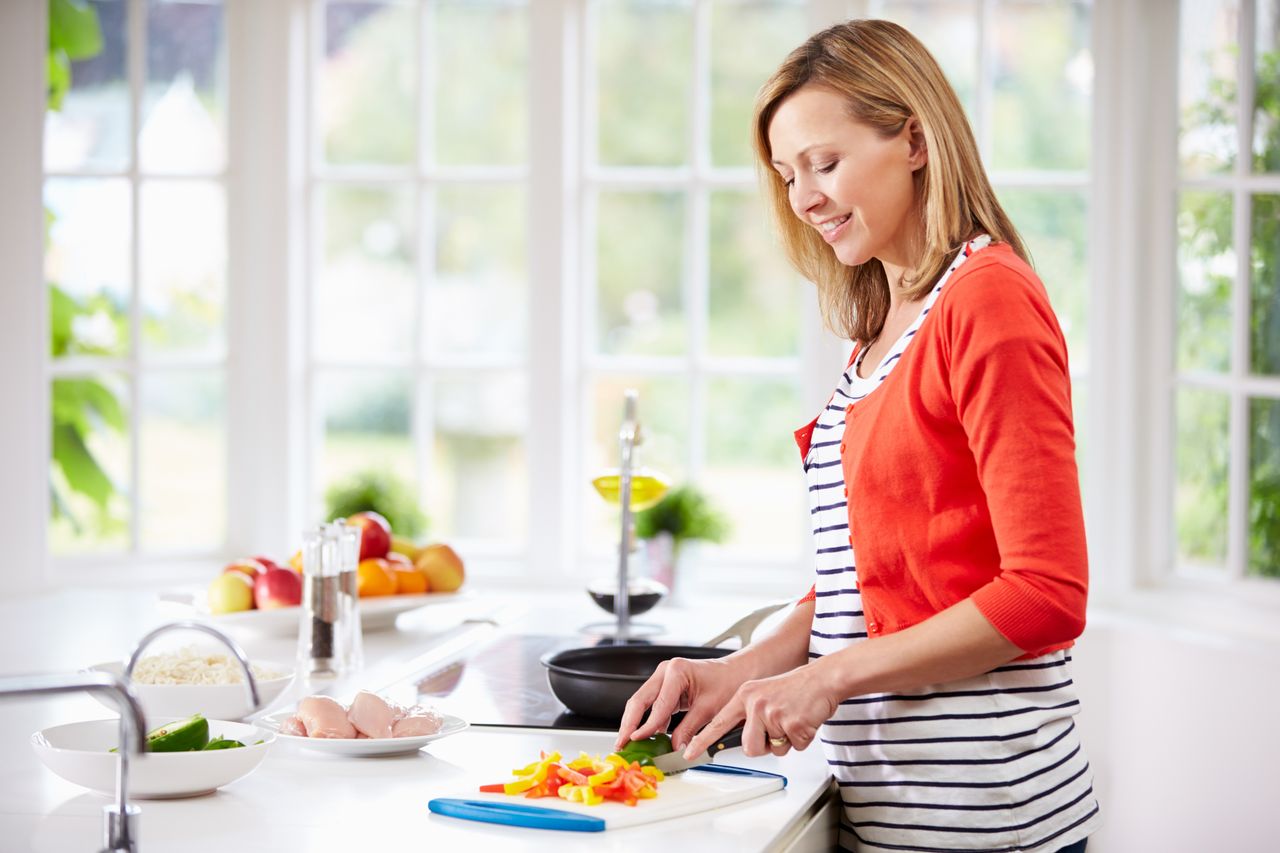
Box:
769 736 788 747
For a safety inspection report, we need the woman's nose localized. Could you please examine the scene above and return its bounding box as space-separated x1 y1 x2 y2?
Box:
790 181 823 218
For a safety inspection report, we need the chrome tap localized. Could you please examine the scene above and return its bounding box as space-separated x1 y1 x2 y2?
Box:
615 390 640 644
125 621 260 712
0 670 146 852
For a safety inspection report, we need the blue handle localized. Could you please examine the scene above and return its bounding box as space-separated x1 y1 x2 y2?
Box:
689 764 789 788
428 798 607 832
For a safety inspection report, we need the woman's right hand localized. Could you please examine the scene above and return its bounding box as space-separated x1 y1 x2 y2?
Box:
614 655 747 753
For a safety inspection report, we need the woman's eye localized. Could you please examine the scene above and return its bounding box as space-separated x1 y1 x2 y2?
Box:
816 161 837 174
783 177 795 190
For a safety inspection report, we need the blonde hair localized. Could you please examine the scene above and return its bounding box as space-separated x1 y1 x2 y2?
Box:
752 19 1028 344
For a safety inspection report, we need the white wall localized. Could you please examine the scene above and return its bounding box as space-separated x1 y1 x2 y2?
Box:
1071 613 1278 852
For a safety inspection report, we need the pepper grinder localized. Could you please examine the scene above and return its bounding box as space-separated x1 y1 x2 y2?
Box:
297 525 344 678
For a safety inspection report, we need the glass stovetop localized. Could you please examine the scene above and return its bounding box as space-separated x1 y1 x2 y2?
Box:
381 633 621 731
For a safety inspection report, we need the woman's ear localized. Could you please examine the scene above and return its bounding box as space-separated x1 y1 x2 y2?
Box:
906 117 928 171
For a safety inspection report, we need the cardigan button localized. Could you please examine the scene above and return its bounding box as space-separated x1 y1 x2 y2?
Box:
868 622 880 633
839 443 846 454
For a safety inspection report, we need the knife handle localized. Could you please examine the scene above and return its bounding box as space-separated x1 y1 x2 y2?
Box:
707 725 744 756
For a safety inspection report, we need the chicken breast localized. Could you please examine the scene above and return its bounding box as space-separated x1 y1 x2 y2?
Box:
347 690 397 739
278 714 307 737
297 695 356 739
392 707 444 738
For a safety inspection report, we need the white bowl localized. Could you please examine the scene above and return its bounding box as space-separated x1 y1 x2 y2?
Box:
260 711 469 757
86 661 295 722
32 719 275 799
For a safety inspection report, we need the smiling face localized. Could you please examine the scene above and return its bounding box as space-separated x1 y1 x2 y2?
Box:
767 85 926 273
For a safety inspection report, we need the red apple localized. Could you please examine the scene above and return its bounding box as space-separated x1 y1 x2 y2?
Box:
253 555 282 572
253 566 303 610
223 558 267 583
347 511 392 561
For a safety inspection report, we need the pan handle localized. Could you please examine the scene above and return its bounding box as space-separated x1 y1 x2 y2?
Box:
702 599 792 648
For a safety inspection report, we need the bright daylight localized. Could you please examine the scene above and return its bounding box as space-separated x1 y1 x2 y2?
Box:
0 1 1278 851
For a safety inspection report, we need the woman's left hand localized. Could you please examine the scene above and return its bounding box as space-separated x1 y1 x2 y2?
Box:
681 659 840 759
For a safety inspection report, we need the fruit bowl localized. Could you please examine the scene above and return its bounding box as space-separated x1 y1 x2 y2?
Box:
158 590 473 636
32 718 274 799
85 660 295 721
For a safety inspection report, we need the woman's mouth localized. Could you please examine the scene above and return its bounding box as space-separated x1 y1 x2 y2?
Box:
818 214 851 243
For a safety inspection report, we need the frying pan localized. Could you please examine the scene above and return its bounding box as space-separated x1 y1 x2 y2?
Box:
540 600 790 721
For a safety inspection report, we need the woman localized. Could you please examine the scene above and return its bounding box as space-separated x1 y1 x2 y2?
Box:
615 20 1100 853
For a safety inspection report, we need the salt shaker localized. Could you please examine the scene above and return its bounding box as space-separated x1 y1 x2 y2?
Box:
297 525 344 677
330 519 364 673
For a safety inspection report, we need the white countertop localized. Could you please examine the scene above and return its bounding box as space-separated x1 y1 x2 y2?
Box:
0 585 834 852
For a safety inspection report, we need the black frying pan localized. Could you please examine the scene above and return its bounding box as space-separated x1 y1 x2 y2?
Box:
539 600 791 722
540 644 732 721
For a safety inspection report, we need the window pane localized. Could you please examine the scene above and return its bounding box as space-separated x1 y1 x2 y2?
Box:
1250 397 1280 578
1175 387 1230 567
320 1 416 166
1256 1 1280 173
141 0 226 173
991 1 1091 172
139 370 225 550
1250 194 1280 375
1177 191 1235 373
703 376 805 556
433 0 528 166
317 369 415 509
708 190 800 358
586 375 689 551
430 185 527 357
998 189 1089 371
1179 0 1239 176
45 0 129 172
50 373 131 554
595 191 686 356
316 185 416 361
46 178 132 359
877 0 978 117
595 0 692 167
708 0 807 168
140 180 226 358
430 373 528 543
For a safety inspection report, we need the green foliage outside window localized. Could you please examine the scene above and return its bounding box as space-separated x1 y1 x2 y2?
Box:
1179 44 1280 578
47 0 128 541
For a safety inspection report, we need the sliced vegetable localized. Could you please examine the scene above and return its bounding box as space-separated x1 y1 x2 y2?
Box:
478 750 664 806
615 733 673 767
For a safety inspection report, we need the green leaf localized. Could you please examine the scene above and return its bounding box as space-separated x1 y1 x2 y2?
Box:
49 284 78 357
47 50 70 112
49 0 103 61
324 469 428 537
634 485 729 545
51 422 116 511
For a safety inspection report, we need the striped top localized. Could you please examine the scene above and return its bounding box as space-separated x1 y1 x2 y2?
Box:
804 236 1101 852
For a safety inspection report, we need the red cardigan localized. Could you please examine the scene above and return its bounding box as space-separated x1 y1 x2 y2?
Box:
797 243 1087 656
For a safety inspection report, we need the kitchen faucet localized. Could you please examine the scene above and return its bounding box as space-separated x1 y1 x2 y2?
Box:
0 670 146 852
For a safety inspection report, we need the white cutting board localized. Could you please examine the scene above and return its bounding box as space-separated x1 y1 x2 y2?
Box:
429 764 786 831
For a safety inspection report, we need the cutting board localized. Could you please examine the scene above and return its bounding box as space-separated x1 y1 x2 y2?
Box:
429 764 787 832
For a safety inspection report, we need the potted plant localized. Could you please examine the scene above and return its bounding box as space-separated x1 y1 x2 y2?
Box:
634 485 729 600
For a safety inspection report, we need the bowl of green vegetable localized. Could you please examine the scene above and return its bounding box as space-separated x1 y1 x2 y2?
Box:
31 715 274 798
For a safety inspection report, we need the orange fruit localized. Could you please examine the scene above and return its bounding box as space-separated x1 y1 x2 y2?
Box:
393 566 428 595
356 558 396 597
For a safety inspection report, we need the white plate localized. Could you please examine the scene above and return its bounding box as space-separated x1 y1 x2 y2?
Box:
259 711 468 757
159 590 471 636
32 719 275 799
85 660 295 722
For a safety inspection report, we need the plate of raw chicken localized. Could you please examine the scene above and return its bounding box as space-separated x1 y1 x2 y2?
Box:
262 691 468 757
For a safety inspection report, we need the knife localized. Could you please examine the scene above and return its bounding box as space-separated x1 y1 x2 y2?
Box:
650 725 744 774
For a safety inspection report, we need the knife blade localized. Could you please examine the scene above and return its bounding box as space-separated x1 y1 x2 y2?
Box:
650 725 744 775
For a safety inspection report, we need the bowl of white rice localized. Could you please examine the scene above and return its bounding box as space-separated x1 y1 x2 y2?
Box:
86 650 295 722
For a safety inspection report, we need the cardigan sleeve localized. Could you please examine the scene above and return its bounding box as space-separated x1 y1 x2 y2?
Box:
942 259 1089 652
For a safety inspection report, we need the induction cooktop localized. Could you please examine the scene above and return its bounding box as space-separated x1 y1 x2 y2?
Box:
385 633 621 731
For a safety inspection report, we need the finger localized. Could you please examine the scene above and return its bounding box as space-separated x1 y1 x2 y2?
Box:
628 667 691 742
767 732 790 757
739 701 767 758
669 705 716 753
614 666 668 749
683 696 743 760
